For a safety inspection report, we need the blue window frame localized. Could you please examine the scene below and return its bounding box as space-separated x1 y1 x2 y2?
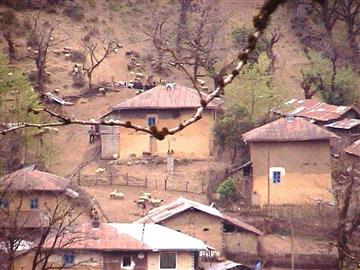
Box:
147 116 156 127
63 253 75 266
0 198 9 208
272 171 281 184
30 198 38 209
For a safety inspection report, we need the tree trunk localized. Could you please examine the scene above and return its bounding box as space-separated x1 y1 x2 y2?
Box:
231 148 237 164
87 72 93 90
3 31 16 62
348 31 359 64
175 0 190 57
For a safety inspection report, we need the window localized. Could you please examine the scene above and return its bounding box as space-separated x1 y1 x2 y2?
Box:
272 171 281 184
29 198 38 209
63 253 74 266
122 256 132 267
0 198 9 208
147 115 156 127
160 252 176 269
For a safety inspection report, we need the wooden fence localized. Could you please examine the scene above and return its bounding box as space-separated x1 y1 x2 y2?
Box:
78 172 147 188
164 175 206 194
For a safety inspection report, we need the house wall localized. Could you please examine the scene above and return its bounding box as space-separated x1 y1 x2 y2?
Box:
223 232 258 254
148 251 195 270
159 210 224 252
102 109 216 159
5 191 90 224
249 140 333 205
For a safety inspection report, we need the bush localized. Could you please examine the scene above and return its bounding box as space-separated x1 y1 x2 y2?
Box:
0 10 18 28
63 5 85 21
216 178 237 201
71 50 86 63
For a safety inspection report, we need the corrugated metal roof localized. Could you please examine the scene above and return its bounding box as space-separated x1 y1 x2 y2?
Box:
201 260 250 270
276 99 354 122
344 139 360 157
44 223 207 252
325 118 360 130
243 117 338 142
134 198 262 236
111 84 222 111
0 166 70 192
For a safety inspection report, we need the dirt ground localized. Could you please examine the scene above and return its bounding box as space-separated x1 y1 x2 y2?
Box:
82 184 208 222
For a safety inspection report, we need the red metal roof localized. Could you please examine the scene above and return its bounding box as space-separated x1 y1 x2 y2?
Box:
0 166 70 192
276 99 355 122
325 118 360 130
111 84 222 111
243 117 338 142
44 223 207 251
344 139 360 157
44 223 150 251
134 198 262 236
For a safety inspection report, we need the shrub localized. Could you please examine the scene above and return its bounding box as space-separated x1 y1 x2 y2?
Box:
216 178 237 201
71 50 86 63
63 5 85 21
0 10 18 27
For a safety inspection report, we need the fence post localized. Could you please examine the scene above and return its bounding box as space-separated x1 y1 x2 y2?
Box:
186 182 189 193
126 173 129 186
165 176 167 191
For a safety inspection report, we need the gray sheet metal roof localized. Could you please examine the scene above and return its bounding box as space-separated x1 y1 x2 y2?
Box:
134 197 262 236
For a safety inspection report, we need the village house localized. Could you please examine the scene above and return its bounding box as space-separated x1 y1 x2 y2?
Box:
0 165 90 232
14 222 208 270
242 117 337 206
134 197 262 263
274 99 359 125
100 83 222 159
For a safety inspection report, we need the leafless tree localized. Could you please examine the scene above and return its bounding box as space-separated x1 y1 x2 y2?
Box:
332 161 360 269
262 27 281 74
2 32 16 62
81 35 120 90
336 0 360 61
0 0 291 141
27 12 68 93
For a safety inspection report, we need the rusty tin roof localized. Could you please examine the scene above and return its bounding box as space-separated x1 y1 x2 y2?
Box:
243 117 338 142
276 99 355 122
344 139 360 157
111 84 222 111
325 118 360 130
134 197 262 236
0 166 70 192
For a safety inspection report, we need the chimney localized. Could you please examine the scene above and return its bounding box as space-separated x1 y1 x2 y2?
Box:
165 83 176 90
286 115 294 122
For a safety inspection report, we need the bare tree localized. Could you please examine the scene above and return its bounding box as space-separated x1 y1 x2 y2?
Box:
81 35 120 90
2 32 16 62
332 162 360 269
336 0 360 61
0 0 290 141
262 27 281 74
27 12 68 93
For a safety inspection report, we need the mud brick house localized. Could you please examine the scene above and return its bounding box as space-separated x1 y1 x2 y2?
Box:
14 223 208 270
274 99 359 125
100 84 222 159
0 165 89 233
134 198 262 261
243 117 338 206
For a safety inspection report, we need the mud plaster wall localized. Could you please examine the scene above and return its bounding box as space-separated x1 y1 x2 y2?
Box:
249 140 333 205
103 109 216 159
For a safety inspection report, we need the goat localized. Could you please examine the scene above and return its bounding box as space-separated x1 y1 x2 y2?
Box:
149 198 163 207
96 168 106 174
110 189 124 200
